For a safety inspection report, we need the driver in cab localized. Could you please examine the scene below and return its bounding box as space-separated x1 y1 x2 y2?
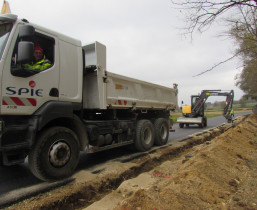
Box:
24 44 52 70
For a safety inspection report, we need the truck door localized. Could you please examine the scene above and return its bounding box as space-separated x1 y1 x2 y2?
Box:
1 25 60 115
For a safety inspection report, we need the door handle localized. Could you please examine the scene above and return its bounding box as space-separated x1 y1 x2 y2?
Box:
49 88 59 97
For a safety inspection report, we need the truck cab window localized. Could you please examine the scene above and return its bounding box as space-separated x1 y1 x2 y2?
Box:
23 43 53 71
11 32 55 77
33 33 55 68
23 32 55 70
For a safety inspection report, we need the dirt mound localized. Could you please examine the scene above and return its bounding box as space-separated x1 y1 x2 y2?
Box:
7 114 257 210
89 114 257 210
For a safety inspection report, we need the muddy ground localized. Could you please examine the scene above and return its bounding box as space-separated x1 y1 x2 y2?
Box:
7 114 257 210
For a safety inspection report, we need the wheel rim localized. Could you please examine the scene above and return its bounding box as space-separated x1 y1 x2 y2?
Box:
160 124 168 139
143 127 152 144
49 141 71 167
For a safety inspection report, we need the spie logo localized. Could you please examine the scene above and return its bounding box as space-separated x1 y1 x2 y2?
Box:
6 80 43 97
29 80 36 88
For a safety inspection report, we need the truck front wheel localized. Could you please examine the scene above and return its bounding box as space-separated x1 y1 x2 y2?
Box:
28 127 80 181
134 120 154 152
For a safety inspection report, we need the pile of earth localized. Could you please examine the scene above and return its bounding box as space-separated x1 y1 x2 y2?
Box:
8 114 257 210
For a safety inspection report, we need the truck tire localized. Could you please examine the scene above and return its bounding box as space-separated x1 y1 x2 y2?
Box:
154 118 169 146
28 127 80 181
179 123 184 128
134 120 154 152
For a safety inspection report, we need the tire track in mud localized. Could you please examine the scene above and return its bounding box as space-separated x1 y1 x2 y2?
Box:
7 115 248 210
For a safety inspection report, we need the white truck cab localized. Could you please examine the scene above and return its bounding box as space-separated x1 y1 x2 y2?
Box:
1 14 83 116
0 14 178 181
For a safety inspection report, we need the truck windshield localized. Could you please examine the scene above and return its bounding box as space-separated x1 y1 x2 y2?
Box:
0 23 12 60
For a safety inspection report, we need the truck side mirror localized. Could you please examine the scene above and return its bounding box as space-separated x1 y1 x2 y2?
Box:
19 25 35 39
11 41 40 78
17 41 34 64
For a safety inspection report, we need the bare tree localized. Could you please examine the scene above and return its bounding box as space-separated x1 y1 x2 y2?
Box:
171 0 257 99
171 0 257 35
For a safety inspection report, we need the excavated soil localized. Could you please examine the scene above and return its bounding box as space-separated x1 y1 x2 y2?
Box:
6 114 257 210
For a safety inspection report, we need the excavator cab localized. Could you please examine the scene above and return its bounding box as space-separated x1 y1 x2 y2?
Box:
182 95 204 117
191 95 204 117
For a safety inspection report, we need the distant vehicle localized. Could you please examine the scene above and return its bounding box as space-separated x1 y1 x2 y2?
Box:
177 90 234 128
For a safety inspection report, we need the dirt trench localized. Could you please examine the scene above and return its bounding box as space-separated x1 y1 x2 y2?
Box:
7 114 257 210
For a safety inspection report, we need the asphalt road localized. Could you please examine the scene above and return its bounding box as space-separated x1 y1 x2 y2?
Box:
0 112 251 207
169 113 247 141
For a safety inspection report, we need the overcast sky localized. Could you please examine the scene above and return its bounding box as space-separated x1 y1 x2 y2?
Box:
7 0 244 104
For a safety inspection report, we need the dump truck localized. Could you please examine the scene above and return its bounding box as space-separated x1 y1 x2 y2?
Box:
177 90 234 128
0 14 178 181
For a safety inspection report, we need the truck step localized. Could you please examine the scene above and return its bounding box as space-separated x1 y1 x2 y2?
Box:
2 149 27 165
3 123 29 130
0 142 30 151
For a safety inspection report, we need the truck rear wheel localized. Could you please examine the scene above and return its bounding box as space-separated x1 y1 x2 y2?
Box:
154 118 169 146
28 127 80 181
134 120 154 152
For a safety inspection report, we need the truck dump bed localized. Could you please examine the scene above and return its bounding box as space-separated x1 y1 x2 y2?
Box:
83 42 178 110
106 72 177 110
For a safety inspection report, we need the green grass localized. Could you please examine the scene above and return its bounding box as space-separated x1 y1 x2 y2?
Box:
170 113 181 123
205 113 223 118
233 103 256 108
